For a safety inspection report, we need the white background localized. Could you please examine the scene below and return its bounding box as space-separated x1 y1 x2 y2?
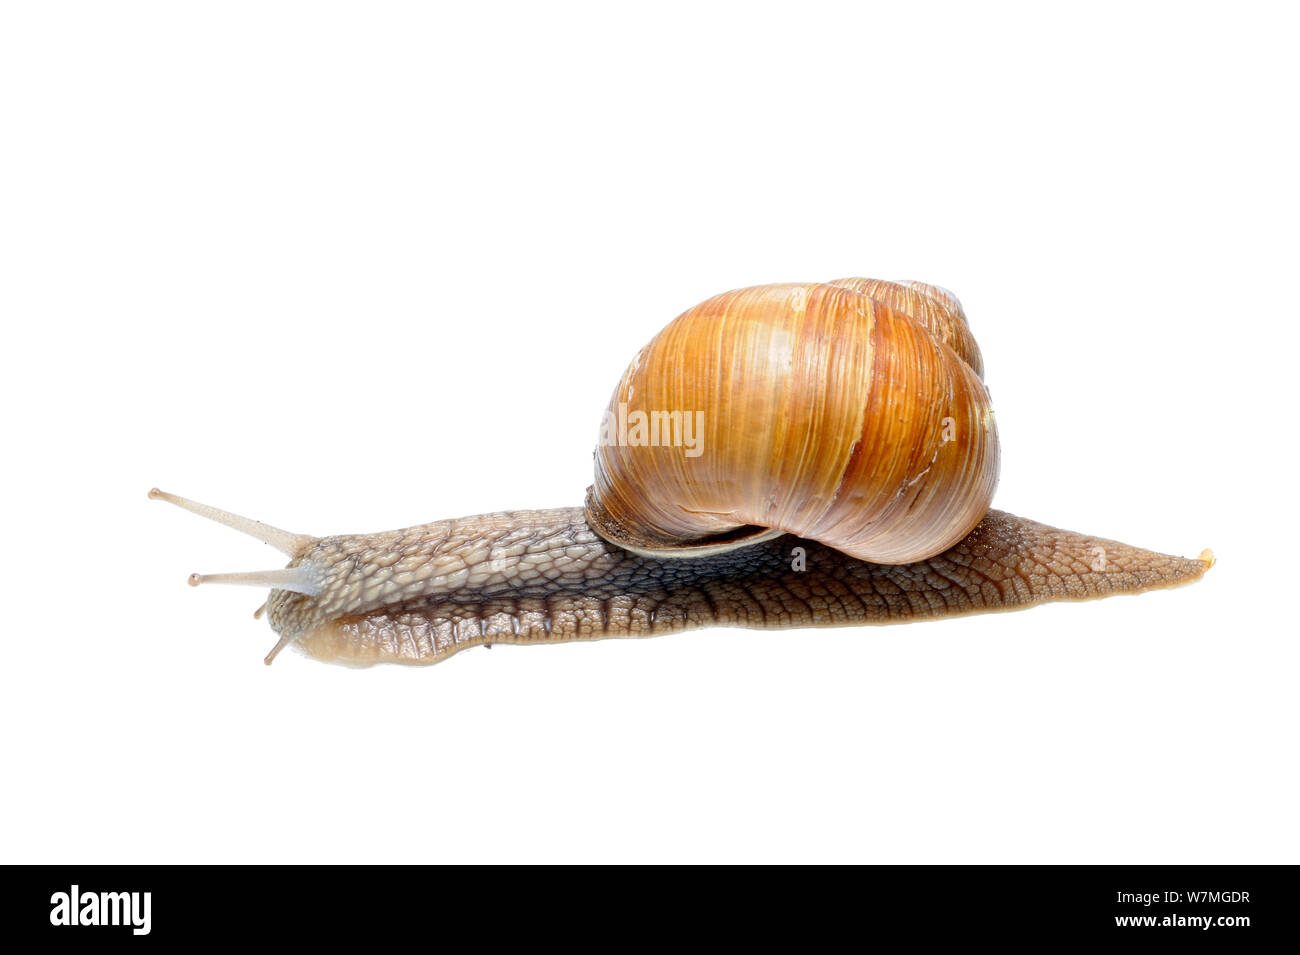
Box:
2 1 1296 863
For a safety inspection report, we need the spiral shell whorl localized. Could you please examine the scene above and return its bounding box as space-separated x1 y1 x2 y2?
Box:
827 277 984 378
587 279 999 563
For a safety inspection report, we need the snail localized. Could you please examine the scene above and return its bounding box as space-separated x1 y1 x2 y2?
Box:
152 278 1213 667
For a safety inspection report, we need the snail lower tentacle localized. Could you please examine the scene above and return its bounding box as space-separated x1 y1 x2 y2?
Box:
262 507 1211 668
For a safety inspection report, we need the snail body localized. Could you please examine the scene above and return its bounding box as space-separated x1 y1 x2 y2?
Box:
152 278 1212 667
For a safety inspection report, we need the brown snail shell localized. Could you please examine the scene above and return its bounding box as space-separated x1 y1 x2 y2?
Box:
585 278 999 564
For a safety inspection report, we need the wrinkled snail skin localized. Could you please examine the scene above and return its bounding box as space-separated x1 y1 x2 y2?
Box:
259 507 1210 668
152 277 1212 667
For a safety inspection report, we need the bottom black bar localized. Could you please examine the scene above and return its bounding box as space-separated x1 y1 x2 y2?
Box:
7 865 1294 944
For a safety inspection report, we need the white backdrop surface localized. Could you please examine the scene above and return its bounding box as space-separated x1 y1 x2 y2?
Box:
1 1 1295 863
